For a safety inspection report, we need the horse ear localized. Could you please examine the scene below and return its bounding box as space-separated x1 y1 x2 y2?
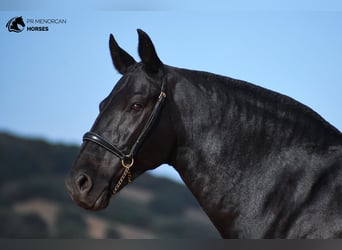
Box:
109 34 136 75
137 29 163 74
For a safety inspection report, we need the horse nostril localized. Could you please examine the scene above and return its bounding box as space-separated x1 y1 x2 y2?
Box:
76 174 93 194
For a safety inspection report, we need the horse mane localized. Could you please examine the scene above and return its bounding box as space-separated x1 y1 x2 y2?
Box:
174 66 342 147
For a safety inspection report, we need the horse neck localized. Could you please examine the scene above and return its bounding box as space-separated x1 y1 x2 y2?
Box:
166 66 342 236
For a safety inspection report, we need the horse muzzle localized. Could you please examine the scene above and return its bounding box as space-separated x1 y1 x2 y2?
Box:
65 172 111 211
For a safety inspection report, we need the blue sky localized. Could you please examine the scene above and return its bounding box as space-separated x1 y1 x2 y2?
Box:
1 1 342 181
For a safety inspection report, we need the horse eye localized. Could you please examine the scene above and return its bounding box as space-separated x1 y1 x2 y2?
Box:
130 103 144 112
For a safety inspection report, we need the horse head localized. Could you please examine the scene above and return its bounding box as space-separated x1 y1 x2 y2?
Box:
65 29 175 210
6 16 25 33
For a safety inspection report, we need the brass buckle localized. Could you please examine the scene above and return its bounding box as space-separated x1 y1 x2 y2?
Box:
121 156 134 170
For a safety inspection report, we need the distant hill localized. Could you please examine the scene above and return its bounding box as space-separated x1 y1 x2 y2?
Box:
0 132 219 238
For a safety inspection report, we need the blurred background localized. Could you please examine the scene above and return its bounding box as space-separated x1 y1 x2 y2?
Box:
0 132 219 238
0 0 341 238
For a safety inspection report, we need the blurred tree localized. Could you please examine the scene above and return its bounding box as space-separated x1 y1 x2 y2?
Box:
54 207 88 238
106 226 121 238
154 217 218 238
0 210 49 238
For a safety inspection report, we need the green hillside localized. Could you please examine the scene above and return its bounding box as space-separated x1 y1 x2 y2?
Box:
0 132 219 238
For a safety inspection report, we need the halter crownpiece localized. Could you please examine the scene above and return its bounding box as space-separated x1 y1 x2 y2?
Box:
82 73 167 195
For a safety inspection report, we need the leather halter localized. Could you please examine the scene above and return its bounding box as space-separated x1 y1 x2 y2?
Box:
83 74 167 194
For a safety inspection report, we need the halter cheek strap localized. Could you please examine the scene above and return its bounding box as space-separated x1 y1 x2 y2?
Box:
83 74 167 195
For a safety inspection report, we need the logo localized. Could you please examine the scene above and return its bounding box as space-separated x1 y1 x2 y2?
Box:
6 16 26 33
5 16 67 33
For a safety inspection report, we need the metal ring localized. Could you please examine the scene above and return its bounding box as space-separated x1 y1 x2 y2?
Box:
121 156 134 169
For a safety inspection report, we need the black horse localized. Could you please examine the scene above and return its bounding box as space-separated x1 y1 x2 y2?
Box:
66 29 342 238
6 16 25 33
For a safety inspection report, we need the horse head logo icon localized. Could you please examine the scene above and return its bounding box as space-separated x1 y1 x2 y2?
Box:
6 16 25 33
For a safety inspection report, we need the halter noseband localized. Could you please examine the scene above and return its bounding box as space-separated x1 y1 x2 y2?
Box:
83 74 167 195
